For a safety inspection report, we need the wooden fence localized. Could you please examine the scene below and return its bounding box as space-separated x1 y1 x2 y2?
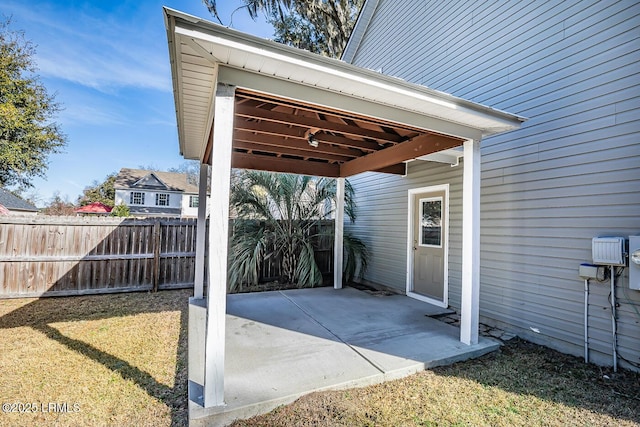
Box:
0 216 334 298
0 216 196 298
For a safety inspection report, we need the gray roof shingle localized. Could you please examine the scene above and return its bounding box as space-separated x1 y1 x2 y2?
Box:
0 188 38 212
114 168 198 193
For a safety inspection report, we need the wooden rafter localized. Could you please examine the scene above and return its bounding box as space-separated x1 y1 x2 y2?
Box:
234 130 361 158
235 88 427 134
234 118 381 153
233 140 351 162
232 152 340 177
235 104 403 144
206 88 467 177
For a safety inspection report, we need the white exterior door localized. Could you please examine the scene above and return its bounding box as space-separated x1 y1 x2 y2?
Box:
407 185 448 307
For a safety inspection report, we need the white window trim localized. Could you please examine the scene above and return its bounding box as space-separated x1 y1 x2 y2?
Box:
130 191 145 205
155 193 170 206
406 184 450 308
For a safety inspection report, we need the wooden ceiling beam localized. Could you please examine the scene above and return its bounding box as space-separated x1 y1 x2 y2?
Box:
233 140 351 162
340 133 463 177
235 104 403 143
232 152 340 177
235 118 306 138
234 119 380 153
234 129 361 158
315 133 380 152
373 163 407 175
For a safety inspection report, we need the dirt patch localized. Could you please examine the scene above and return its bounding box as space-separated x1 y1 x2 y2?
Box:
347 282 395 296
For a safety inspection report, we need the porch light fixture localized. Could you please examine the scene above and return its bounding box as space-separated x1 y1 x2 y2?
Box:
305 128 320 147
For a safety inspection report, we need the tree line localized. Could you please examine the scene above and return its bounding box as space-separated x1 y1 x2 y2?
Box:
204 0 363 58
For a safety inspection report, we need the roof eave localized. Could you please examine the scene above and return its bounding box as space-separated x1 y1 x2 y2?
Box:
164 9 187 158
341 0 380 63
164 7 526 162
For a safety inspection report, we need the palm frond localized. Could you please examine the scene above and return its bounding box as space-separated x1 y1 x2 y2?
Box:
228 220 268 292
295 239 323 288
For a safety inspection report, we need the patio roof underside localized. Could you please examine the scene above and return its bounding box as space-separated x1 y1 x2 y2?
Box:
212 89 465 177
166 8 525 178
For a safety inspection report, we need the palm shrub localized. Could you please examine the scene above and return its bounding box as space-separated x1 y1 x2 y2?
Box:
228 170 368 291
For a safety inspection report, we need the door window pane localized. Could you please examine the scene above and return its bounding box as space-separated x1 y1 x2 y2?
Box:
420 198 442 246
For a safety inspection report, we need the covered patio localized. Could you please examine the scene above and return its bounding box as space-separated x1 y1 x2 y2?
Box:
164 7 525 425
191 287 500 426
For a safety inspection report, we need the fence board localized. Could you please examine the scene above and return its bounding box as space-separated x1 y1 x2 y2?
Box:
0 216 334 298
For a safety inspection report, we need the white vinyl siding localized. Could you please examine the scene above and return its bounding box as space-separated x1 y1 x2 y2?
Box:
115 189 184 212
347 0 640 370
347 161 464 307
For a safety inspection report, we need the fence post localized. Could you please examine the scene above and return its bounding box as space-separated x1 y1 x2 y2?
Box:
152 219 161 292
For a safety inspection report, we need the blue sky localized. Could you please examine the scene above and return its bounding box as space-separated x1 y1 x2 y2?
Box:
3 1 274 206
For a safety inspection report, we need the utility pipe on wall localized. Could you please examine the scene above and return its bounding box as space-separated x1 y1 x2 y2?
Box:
584 278 589 364
610 265 618 373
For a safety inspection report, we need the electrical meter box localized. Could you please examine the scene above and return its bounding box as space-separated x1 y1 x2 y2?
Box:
629 236 640 290
592 237 626 266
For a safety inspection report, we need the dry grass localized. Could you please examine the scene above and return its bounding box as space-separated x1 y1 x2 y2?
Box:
0 289 189 427
1 290 639 427
231 339 640 427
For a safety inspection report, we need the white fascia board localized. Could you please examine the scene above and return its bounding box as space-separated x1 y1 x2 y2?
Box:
165 12 187 158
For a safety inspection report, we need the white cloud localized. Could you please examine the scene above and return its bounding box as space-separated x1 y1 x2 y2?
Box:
60 103 127 127
5 1 172 93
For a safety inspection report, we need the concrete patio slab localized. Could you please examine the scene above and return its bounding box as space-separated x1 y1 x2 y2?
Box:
190 287 500 426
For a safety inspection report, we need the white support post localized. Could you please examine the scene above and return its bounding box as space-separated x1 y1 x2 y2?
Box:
460 139 481 345
203 84 235 407
194 163 209 299
334 178 345 289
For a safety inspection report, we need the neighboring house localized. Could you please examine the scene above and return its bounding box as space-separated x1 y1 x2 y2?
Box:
342 1 639 370
114 168 201 217
0 188 38 216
